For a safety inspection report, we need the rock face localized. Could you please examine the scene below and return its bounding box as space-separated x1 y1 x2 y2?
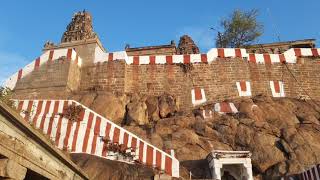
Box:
71 154 154 180
158 93 177 118
73 92 320 179
177 35 200 55
126 101 149 126
81 92 126 125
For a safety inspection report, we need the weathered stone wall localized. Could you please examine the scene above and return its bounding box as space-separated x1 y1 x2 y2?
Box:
12 55 320 111
79 60 126 94
13 59 81 99
122 58 318 110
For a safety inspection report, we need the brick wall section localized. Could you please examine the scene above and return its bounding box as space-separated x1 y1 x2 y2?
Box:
123 57 320 110
124 64 193 109
79 61 126 93
12 56 320 111
13 59 81 99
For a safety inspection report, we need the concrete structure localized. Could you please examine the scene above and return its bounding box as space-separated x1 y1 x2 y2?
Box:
207 150 253 180
0 101 88 180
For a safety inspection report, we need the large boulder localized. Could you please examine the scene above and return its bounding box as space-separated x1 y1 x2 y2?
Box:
158 93 177 118
90 93 126 124
145 96 160 122
126 101 149 126
79 93 97 107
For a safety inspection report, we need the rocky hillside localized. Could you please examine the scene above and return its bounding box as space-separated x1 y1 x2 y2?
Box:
71 91 320 179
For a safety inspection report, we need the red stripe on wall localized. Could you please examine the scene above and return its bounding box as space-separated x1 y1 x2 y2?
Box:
235 48 242 58
91 116 101 154
102 123 112 157
249 54 256 63
183 55 190 64
131 137 137 152
82 112 94 152
311 167 318 180
166 56 173 64
307 170 312 180
75 55 79 64
279 54 286 63
32 100 44 126
194 88 203 101
113 127 120 143
263 54 271 64
47 101 60 136
17 69 23 80
63 102 75 149
48 50 54 61
123 133 129 148
220 102 232 113
149 56 156 64
71 110 85 152
39 101 51 131
217 48 225 58
17 101 24 111
67 49 72 61
201 54 207 63
146 146 153 166
34 57 40 70
55 101 68 146
273 81 280 93
156 151 162 170
311 48 319 56
24 100 34 121
108 53 114 61
133 56 139 65
294 48 302 57
139 141 144 162
240 81 247 91
165 156 172 176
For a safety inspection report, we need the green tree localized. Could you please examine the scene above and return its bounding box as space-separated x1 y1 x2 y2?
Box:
215 9 263 48
0 87 14 108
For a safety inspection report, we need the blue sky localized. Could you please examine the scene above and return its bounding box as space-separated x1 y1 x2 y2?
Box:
0 0 319 83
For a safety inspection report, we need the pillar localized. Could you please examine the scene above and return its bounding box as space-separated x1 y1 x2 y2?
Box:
243 162 253 180
212 163 222 180
0 158 27 180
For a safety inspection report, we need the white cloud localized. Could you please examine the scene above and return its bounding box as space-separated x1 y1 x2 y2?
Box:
0 51 28 85
175 26 216 52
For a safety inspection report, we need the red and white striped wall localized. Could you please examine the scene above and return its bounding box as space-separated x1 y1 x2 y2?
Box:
297 164 320 180
4 48 82 90
122 48 320 65
191 88 207 106
93 48 320 65
270 81 285 97
4 47 320 90
214 102 238 114
236 81 252 97
14 99 179 178
248 53 286 64
94 50 128 63
283 164 320 180
126 54 209 65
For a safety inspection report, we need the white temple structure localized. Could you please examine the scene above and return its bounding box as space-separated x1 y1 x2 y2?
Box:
207 150 253 180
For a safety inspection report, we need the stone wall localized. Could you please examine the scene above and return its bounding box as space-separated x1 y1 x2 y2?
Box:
79 60 126 93
14 59 81 99
76 57 320 110
10 44 320 111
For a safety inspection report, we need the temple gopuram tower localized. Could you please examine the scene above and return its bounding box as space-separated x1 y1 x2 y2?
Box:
43 10 106 65
177 35 200 54
61 10 97 43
